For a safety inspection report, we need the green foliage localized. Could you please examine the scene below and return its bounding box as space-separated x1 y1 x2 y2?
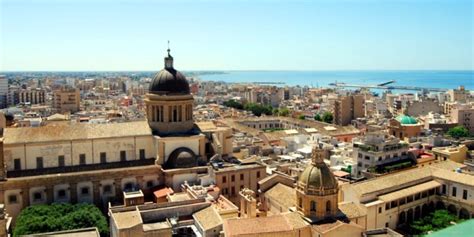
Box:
409 210 461 235
278 108 290 117
298 114 306 120
243 103 273 116
322 111 333 123
447 126 470 139
223 99 244 110
272 108 279 116
13 203 109 237
314 113 322 121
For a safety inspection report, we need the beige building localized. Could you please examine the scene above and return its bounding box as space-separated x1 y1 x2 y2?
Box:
0 49 234 223
388 114 422 139
211 161 267 205
450 104 474 134
52 87 80 113
18 88 46 105
222 146 366 237
448 86 469 103
432 145 468 163
334 95 365 126
341 161 474 230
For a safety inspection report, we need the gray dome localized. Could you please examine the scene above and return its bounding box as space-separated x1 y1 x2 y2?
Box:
149 68 190 95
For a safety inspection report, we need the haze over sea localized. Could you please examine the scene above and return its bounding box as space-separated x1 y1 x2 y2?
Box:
199 70 473 91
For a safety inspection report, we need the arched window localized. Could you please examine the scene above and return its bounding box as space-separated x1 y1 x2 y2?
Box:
326 200 331 213
298 198 302 208
310 201 316 212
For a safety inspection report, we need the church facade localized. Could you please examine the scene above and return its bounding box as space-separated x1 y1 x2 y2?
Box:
0 48 233 220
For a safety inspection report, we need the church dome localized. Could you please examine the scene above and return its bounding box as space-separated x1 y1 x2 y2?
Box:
298 162 338 191
149 48 190 95
395 115 418 125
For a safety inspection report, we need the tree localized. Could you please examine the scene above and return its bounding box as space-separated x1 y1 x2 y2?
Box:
13 203 109 237
298 114 306 120
314 113 322 121
322 112 333 124
223 99 243 110
278 108 290 117
409 210 461 235
272 108 279 116
447 126 470 139
243 103 273 116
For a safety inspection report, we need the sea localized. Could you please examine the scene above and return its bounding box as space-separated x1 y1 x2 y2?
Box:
198 70 473 92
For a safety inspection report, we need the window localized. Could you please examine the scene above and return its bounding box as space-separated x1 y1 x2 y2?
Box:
385 223 389 228
240 174 244 180
240 185 244 190
139 149 146 160
391 201 398 208
103 185 112 194
14 159 21 170
257 171 260 179
79 154 86 165
326 201 331 213
231 175 235 182
81 187 89 196
223 188 228 195
385 203 390 210
421 191 428 198
100 152 107 163
58 190 66 198
58 155 65 167
231 187 235 195
146 181 154 188
379 207 382 213
428 188 435 196
463 190 468 200
407 196 413 203
415 193 421 200
33 192 42 201
36 157 43 169
298 198 302 208
399 198 406 205
310 201 316 212
452 187 457 197
8 195 17 204
120 151 126 162
222 176 226 183
124 182 134 191
442 184 447 194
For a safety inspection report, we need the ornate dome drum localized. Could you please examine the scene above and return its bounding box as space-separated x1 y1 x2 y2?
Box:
144 47 195 136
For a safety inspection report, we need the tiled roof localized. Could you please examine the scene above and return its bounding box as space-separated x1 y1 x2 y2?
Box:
193 206 222 231
338 202 367 219
378 180 441 202
265 183 296 210
4 121 152 144
223 215 293 236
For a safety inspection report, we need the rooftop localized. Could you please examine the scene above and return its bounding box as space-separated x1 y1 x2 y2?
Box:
4 121 152 144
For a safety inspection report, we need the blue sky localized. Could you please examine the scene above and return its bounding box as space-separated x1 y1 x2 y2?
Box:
0 0 472 71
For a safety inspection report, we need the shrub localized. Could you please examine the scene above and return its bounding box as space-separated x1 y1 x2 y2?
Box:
13 203 109 237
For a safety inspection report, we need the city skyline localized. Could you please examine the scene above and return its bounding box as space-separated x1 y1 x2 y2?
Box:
1 0 473 71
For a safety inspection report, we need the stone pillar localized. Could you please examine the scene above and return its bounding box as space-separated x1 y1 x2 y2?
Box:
46 184 54 204
92 180 101 206
70 183 77 203
21 187 29 207
136 176 144 190
114 178 123 201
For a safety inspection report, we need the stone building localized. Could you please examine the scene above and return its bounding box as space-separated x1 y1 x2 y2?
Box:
334 95 365 126
341 161 474 230
52 87 81 113
388 114 423 139
0 48 233 222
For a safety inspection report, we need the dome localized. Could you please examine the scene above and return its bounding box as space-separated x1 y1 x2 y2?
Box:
396 115 418 125
149 68 190 95
298 163 338 191
149 48 190 95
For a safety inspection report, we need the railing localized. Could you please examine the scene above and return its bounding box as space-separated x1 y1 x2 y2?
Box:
7 158 156 178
